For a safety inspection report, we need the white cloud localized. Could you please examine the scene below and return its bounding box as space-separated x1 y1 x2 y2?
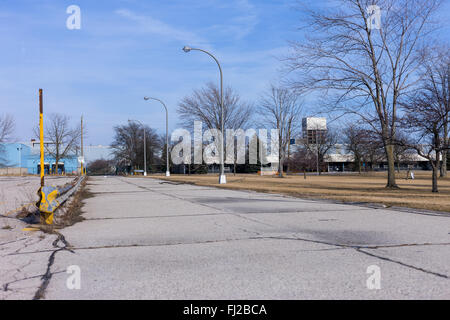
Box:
115 9 208 46
206 0 259 40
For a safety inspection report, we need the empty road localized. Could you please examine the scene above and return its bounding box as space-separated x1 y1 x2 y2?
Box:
39 176 450 299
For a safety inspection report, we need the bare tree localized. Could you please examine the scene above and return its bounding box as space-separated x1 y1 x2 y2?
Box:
290 147 317 174
344 122 409 173
178 82 253 172
393 131 413 172
304 127 337 175
0 114 15 167
178 82 253 131
87 159 115 175
33 113 81 174
259 85 303 177
426 48 450 177
286 0 442 188
360 130 386 170
398 67 450 192
111 122 161 173
0 114 15 163
344 123 372 173
0 114 14 143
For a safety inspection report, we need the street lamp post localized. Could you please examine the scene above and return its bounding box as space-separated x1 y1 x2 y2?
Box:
143 97 170 177
128 119 147 176
182 46 226 184
17 145 22 176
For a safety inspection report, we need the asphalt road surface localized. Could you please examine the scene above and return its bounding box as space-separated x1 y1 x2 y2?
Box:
39 176 450 299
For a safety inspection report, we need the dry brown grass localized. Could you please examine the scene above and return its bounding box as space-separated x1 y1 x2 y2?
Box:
151 171 450 212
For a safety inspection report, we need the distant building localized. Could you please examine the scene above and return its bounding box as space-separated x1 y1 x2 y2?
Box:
302 117 327 144
0 142 113 175
0 142 78 174
290 117 433 172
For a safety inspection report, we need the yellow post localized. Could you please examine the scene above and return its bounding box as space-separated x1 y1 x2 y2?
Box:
38 89 53 224
39 89 44 189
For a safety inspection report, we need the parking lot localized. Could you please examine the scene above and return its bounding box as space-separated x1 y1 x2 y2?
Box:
1 176 449 299
40 177 450 299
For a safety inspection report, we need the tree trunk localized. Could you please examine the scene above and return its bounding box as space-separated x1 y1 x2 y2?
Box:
287 140 291 174
317 148 320 175
432 149 441 193
441 125 448 177
441 149 447 177
356 156 361 174
385 144 398 188
432 163 439 193
278 138 283 178
278 156 283 178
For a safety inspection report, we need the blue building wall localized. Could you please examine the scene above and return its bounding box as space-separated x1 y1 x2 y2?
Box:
0 143 30 168
0 143 79 174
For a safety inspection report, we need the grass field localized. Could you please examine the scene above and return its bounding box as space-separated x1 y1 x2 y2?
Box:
152 171 450 212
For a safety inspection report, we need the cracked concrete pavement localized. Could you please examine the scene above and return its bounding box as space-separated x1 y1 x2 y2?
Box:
0 176 75 300
0 220 59 300
3 176 450 299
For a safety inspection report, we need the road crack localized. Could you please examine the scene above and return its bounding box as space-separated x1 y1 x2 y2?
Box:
266 235 450 279
356 248 449 279
32 231 74 300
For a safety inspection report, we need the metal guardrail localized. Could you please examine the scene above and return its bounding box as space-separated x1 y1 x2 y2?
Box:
39 176 86 224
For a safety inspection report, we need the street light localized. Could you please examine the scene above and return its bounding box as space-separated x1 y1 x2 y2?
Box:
17 145 23 176
182 46 226 184
144 97 170 177
128 119 147 176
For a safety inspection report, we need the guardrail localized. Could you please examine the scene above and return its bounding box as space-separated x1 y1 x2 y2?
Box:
39 176 86 224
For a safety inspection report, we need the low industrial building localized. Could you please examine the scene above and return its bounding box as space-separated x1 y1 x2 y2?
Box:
0 142 113 175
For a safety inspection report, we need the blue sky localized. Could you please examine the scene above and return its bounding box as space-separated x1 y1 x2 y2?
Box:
0 0 302 145
0 0 449 145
